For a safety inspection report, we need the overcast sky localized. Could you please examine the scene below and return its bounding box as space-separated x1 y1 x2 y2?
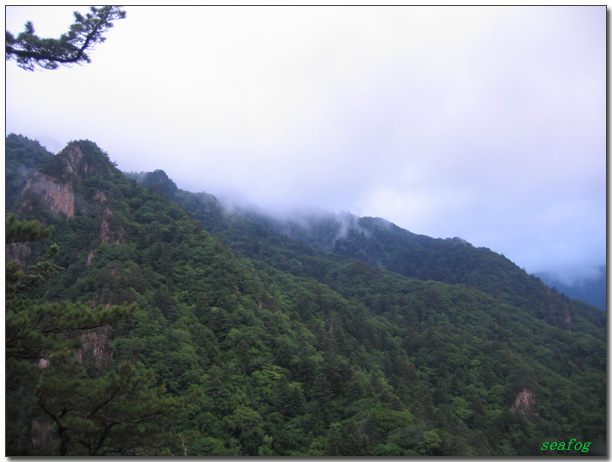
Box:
5 5 606 285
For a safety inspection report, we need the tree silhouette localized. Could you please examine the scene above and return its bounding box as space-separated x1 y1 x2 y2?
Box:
6 6 125 71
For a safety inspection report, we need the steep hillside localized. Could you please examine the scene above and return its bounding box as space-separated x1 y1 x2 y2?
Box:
6 138 606 456
133 172 604 339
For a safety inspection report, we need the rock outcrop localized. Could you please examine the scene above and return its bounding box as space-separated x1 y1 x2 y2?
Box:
511 388 538 417
22 172 75 218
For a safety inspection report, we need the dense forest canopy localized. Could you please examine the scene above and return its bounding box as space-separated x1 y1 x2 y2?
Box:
5 134 606 456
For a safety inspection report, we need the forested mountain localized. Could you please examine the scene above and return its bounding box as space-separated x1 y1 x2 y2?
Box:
6 135 607 456
129 169 604 337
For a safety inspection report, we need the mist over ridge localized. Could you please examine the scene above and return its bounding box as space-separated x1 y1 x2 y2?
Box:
6 6 604 293
121 165 604 311
146 166 605 292
8 131 603 292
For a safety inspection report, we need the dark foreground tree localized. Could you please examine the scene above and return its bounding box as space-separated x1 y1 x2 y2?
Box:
36 359 185 456
6 6 125 71
5 216 185 455
6 216 134 362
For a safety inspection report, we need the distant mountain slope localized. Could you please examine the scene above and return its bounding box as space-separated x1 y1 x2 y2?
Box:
129 173 602 339
537 266 606 310
248 210 606 333
6 138 606 456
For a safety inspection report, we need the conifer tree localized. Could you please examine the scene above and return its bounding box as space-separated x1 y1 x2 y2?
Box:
5 216 182 455
6 6 125 71
6 216 133 362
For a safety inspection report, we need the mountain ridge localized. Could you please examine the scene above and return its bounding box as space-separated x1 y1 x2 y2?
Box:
124 167 603 336
6 135 606 456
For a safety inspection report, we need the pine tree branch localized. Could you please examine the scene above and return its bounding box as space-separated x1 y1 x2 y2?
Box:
6 6 125 71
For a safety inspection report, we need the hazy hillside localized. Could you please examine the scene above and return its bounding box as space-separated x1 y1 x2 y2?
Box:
537 266 606 311
131 170 603 338
6 135 606 456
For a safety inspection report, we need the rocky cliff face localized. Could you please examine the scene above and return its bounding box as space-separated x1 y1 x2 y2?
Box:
14 140 128 283
22 172 75 218
61 143 89 177
17 140 127 237
18 142 99 219
43 142 107 183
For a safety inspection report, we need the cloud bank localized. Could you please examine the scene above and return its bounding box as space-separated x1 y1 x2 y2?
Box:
5 5 606 282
